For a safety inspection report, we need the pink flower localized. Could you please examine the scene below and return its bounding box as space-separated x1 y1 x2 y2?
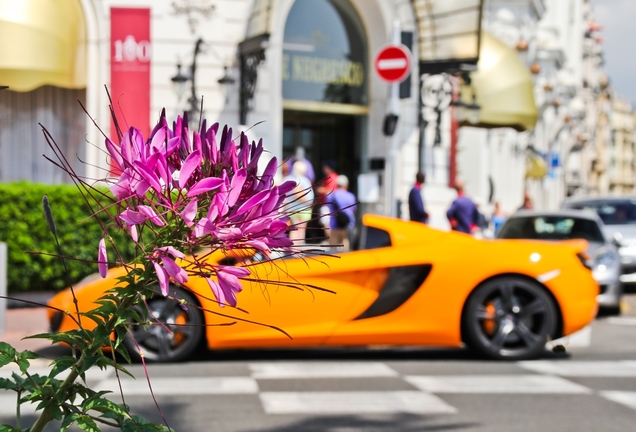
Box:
161 256 188 284
98 237 108 278
153 261 170 296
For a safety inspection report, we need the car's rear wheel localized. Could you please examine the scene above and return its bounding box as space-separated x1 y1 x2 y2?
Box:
463 277 557 360
124 287 204 363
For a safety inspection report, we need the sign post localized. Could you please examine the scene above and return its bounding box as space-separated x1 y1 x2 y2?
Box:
375 28 412 217
0 242 7 334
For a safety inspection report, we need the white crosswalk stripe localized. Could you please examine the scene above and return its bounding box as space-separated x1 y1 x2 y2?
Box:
519 360 636 377
606 317 636 326
249 362 399 379
405 375 592 394
599 391 636 410
96 377 259 396
259 391 458 414
4 359 636 418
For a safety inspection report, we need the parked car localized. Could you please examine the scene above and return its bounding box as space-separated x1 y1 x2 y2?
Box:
562 197 636 286
497 210 622 314
48 215 598 362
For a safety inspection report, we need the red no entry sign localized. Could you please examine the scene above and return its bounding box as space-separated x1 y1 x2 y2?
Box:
374 44 412 83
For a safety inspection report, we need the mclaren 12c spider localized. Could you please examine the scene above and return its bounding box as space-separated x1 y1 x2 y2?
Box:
48 215 598 362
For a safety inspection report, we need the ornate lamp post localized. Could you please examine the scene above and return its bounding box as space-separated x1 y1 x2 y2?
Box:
171 38 205 122
412 0 485 183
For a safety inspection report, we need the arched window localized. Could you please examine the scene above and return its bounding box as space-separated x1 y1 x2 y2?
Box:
282 0 367 107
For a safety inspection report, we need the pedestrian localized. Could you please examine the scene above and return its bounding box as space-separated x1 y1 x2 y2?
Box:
285 146 316 183
306 160 338 244
316 159 338 200
408 171 428 223
446 180 479 234
282 160 314 244
491 201 507 235
329 175 356 251
518 193 533 211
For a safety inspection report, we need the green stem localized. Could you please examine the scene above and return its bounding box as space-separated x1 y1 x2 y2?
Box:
30 294 137 432
16 389 21 431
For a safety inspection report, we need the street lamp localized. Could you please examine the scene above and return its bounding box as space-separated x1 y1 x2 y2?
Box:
412 0 485 174
170 38 205 123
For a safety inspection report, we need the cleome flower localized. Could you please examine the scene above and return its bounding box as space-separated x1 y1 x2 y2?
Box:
98 110 302 306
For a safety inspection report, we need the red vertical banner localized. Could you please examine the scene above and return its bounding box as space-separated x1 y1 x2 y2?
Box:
110 7 151 172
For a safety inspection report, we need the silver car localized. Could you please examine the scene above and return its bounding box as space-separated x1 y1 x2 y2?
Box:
563 197 636 285
497 210 622 314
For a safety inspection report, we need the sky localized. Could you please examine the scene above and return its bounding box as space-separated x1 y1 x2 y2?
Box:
591 0 636 106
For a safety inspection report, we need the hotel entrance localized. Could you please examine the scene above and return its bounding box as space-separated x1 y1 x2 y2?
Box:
282 111 364 194
282 0 368 194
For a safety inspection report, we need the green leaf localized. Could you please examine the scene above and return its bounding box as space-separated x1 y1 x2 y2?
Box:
61 412 81 431
0 343 16 367
0 424 20 431
76 414 99 432
49 356 77 379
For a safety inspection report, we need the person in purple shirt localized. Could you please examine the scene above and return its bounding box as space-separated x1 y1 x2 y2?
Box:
446 180 479 234
408 171 428 223
284 147 316 183
328 175 357 251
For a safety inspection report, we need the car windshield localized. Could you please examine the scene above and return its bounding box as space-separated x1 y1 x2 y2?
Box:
566 200 636 225
497 216 605 243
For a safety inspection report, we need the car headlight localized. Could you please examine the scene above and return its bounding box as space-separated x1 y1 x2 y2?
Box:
594 249 617 272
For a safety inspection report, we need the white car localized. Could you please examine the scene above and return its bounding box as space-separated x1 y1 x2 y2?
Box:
497 210 622 314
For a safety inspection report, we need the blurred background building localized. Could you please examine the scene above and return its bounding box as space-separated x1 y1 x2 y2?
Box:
0 0 634 229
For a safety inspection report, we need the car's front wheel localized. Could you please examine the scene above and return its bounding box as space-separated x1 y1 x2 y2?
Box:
462 277 557 360
124 287 204 363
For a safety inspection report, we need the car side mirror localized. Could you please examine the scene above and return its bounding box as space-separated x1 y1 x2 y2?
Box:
612 232 623 247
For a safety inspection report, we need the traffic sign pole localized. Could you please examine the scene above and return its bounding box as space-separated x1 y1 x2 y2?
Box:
388 20 401 218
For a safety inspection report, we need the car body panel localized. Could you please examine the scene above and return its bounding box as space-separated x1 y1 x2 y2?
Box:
48 215 598 354
498 210 621 309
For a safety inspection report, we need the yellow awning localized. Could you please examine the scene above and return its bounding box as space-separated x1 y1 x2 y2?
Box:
525 153 547 179
0 0 86 92
461 31 537 131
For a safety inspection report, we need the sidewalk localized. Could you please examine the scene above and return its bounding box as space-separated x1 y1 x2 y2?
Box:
0 308 53 352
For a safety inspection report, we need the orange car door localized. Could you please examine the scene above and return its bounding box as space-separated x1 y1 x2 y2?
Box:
199 249 380 349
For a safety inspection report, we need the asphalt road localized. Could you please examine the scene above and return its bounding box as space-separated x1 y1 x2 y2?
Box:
2 296 636 432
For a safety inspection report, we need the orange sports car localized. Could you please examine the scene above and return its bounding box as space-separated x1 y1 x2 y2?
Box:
48 215 598 362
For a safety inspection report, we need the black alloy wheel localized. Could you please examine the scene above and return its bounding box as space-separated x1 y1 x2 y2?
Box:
462 277 557 360
124 287 204 363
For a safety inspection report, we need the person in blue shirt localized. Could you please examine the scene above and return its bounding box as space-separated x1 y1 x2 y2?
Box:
328 175 357 251
408 171 428 223
446 180 479 234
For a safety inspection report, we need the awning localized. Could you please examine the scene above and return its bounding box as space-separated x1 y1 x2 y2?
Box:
0 0 86 92
525 153 548 179
461 31 538 131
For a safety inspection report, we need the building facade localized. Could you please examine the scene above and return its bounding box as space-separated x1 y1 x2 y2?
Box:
1 0 633 227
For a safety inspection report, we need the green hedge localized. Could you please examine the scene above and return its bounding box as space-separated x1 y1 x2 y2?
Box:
0 182 136 293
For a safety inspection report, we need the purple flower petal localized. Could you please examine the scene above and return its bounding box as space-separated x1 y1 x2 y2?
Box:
150 126 167 152
129 224 138 243
206 277 226 307
187 177 224 197
153 261 170 296
218 265 250 277
98 238 108 277
134 161 162 193
105 138 124 170
180 199 198 227
179 150 201 189
217 270 243 307
215 227 242 241
162 256 188 284
137 205 165 227
158 246 185 259
120 209 147 225
245 239 270 252
227 168 247 207
110 174 132 199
